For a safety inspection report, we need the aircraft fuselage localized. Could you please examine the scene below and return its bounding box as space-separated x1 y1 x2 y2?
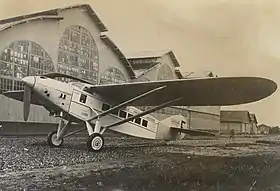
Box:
28 76 186 140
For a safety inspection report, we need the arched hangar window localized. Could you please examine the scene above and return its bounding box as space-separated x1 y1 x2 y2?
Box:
100 67 127 84
58 25 99 84
0 41 54 93
157 64 174 80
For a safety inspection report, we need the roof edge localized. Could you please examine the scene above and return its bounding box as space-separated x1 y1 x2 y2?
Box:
0 4 108 32
0 16 63 32
100 34 136 79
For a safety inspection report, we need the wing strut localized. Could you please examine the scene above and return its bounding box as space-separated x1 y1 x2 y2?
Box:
86 85 167 122
102 97 183 131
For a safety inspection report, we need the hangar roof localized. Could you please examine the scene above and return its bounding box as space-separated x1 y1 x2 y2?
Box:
127 49 180 67
249 113 258 124
100 34 136 79
0 15 63 32
0 4 137 79
220 110 251 123
0 4 108 32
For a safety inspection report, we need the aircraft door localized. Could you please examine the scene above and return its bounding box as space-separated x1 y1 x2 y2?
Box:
69 90 93 120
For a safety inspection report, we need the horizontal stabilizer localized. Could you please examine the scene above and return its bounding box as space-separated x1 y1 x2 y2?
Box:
170 127 216 137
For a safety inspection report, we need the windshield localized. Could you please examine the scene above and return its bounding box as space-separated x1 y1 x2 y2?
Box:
69 82 86 89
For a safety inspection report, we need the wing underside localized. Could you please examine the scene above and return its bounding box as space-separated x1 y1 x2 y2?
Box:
87 77 277 106
1 90 41 105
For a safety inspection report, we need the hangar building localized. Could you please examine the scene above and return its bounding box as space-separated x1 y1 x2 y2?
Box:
220 110 258 134
0 4 221 134
127 51 221 133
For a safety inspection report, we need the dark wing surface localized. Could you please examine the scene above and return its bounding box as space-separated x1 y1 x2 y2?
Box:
1 90 41 105
88 77 277 106
42 72 92 84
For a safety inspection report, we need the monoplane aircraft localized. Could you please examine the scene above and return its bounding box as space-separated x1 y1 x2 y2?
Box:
1 73 277 152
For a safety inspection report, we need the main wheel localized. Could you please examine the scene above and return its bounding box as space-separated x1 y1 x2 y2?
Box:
87 133 104 152
47 131 64 148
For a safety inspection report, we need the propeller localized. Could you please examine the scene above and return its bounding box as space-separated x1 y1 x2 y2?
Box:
23 84 32 121
22 67 35 121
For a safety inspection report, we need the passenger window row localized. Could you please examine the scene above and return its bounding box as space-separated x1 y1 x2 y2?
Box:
102 103 148 127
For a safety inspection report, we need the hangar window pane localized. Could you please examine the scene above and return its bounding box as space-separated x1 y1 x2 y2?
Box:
0 41 54 93
58 25 99 84
100 67 127 85
157 64 174 80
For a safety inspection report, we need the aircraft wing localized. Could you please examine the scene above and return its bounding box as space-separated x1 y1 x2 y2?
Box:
170 127 216 137
87 77 277 106
42 72 92 84
1 90 41 105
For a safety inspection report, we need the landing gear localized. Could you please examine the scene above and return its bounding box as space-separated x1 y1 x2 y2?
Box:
47 119 70 148
47 131 64 147
85 119 106 152
46 118 106 152
86 133 104 152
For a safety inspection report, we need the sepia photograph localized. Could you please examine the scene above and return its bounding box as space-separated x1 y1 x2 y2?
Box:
0 0 280 190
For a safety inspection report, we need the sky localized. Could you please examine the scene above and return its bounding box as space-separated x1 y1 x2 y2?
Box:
0 0 280 126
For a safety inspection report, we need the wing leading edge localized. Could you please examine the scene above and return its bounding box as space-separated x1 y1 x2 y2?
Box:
88 77 277 106
1 90 41 105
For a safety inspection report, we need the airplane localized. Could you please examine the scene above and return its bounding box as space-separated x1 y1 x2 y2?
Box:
1 72 277 152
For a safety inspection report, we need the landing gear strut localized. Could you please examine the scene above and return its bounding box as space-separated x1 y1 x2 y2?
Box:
46 118 106 152
47 119 71 148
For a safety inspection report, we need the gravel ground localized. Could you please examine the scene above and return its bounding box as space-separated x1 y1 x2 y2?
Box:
1 135 280 190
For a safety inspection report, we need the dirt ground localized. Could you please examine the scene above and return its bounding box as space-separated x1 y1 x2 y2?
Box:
1 134 280 191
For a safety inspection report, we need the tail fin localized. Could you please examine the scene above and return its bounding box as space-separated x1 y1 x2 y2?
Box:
155 115 188 140
156 115 216 140
160 115 188 130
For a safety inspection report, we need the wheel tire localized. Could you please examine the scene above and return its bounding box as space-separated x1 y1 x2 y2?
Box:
47 131 64 148
87 133 104 152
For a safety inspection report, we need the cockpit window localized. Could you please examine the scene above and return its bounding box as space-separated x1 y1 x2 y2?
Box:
71 82 85 89
40 76 47 79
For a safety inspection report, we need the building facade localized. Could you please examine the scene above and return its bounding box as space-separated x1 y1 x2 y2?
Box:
0 4 221 135
257 124 271 134
220 110 257 134
0 4 136 124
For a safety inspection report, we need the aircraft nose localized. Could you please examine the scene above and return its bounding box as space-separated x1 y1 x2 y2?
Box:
22 76 35 88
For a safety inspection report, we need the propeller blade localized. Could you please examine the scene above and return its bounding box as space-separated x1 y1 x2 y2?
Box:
23 84 31 121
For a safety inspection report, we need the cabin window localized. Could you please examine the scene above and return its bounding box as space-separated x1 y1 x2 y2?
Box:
111 109 118 115
119 110 127 118
127 113 133 121
142 119 148 127
102 103 110 111
135 118 141 125
59 93 66 99
80 94 87 103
